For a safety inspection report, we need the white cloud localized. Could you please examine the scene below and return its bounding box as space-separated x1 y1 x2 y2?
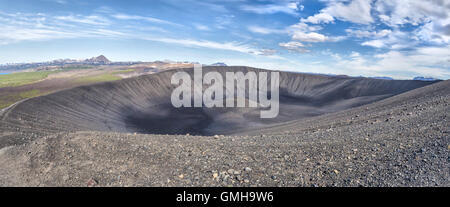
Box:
0 13 116 44
327 46 450 79
139 36 285 58
322 0 374 24
375 0 450 45
358 29 415 49
248 25 286 34
289 22 322 32
0 12 155 45
240 1 301 16
299 4 305 11
370 49 450 78
301 13 334 24
346 28 394 48
375 0 445 26
193 24 210 31
346 28 391 38
55 15 110 25
259 49 278 56
287 22 327 42
141 36 264 55
111 14 181 27
0 26 77 45
292 31 328 42
287 2 299 10
298 0 449 51
0 24 127 45
1 2 448 80
0 12 273 58
215 15 234 29
349 51 361 58
409 46 450 69
361 39 385 48
378 14 390 22
279 41 310 53
415 20 450 45
283 20 346 44
279 41 305 48
195 1 229 13
328 35 347 42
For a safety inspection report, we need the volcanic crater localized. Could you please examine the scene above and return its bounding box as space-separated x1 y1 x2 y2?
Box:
0 66 433 136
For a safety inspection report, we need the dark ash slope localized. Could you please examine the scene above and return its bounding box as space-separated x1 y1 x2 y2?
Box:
0 66 433 140
0 77 448 187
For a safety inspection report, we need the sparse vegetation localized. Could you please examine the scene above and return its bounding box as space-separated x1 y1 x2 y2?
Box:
0 69 136 109
0 89 44 109
60 65 95 70
0 71 59 88
74 73 122 84
73 69 135 84
111 69 135 74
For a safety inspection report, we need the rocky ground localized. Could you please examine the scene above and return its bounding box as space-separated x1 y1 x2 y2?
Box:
0 78 448 187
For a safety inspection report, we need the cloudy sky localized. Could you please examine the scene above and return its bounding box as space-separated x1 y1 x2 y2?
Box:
0 0 449 79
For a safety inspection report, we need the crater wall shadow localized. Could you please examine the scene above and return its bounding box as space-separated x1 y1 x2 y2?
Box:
0 66 436 136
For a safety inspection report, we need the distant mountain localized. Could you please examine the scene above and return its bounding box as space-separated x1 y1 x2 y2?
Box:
0 55 120 71
210 62 227 66
413 76 440 81
371 76 394 80
86 55 111 64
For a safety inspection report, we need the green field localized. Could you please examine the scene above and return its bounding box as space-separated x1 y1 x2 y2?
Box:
111 69 135 74
0 69 136 109
74 73 122 84
0 89 44 109
0 71 58 88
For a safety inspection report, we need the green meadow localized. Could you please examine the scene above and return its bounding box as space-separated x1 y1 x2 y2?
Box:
0 89 44 109
0 71 58 88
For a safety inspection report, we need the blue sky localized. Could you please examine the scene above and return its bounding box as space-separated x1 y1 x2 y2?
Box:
0 0 449 79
